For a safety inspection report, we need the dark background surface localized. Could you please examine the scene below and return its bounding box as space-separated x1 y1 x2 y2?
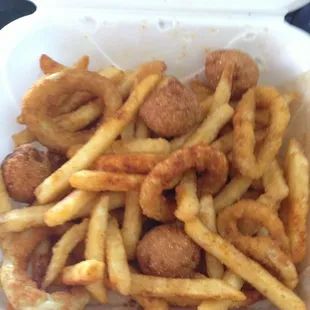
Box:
0 1 309 33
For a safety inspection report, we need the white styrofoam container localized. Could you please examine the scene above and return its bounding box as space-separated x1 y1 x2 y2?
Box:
0 1 310 309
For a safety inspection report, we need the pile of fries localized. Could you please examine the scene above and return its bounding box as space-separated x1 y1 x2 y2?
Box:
0 52 308 310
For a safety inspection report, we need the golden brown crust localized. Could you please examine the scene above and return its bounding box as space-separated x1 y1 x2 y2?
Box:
139 77 202 137
2 144 52 203
205 49 259 100
136 224 201 278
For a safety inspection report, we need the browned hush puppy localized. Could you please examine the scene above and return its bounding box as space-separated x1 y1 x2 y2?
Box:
2 144 52 203
205 49 259 100
139 77 202 137
136 224 201 278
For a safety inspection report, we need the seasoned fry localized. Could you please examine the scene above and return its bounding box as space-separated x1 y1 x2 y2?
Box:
44 190 98 227
42 219 89 288
70 171 145 192
32 239 52 287
35 74 161 204
0 204 53 233
122 191 142 260
184 104 234 147
283 139 309 263
130 274 245 301
185 218 305 310
255 108 269 127
11 128 36 147
175 170 200 222
106 217 131 295
62 260 104 285
214 174 252 213
199 195 224 279
54 99 102 132
85 194 109 303
0 169 13 213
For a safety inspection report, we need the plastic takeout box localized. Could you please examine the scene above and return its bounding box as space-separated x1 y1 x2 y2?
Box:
0 0 310 309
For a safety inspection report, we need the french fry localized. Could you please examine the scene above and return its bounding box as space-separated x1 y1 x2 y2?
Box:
42 219 89 288
283 139 309 263
6 303 14 310
121 122 135 140
0 204 53 233
54 99 102 132
35 74 162 204
134 296 169 310
199 195 224 279
135 117 149 138
111 138 171 155
32 239 52 287
85 194 109 303
11 128 36 147
185 218 305 310
99 66 124 84
175 170 200 222
255 108 269 127
106 217 131 295
0 169 13 213
190 80 213 102
62 260 104 285
214 174 252 213
198 271 244 310
130 274 245 301
70 171 145 192
122 191 142 260
44 190 98 227
170 127 196 151
211 131 234 154
184 104 234 147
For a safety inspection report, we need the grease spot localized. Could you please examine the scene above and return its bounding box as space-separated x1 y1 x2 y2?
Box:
157 19 175 32
243 32 257 41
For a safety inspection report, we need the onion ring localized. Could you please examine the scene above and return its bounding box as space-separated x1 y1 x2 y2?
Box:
217 200 298 289
22 68 122 153
233 87 290 179
140 144 228 222
1 227 89 309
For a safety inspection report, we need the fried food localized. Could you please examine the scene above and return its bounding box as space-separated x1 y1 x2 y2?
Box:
217 200 298 289
233 87 290 179
130 274 246 301
205 49 259 99
140 144 228 221
134 296 169 310
140 77 202 137
35 74 161 204
22 69 123 154
47 151 67 172
136 224 200 278
282 139 309 263
92 153 165 174
0 168 13 213
11 128 36 147
2 144 52 203
1 227 90 310
185 218 305 310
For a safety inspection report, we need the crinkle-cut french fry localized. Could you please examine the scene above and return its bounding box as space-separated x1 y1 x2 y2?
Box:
199 195 224 280
35 74 161 204
175 170 200 222
62 260 104 286
42 219 89 289
214 174 252 213
185 218 306 310
130 274 245 301
44 190 98 227
85 194 109 303
106 217 131 295
122 191 142 260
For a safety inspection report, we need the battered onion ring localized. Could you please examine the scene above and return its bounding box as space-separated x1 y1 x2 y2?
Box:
1 227 89 310
140 144 228 222
22 69 123 153
217 200 298 289
233 87 290 179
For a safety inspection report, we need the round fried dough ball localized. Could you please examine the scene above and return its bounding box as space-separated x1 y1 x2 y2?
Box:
136 224 201 278
2 144 52 203
139 77 202 137
205 49 259 100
